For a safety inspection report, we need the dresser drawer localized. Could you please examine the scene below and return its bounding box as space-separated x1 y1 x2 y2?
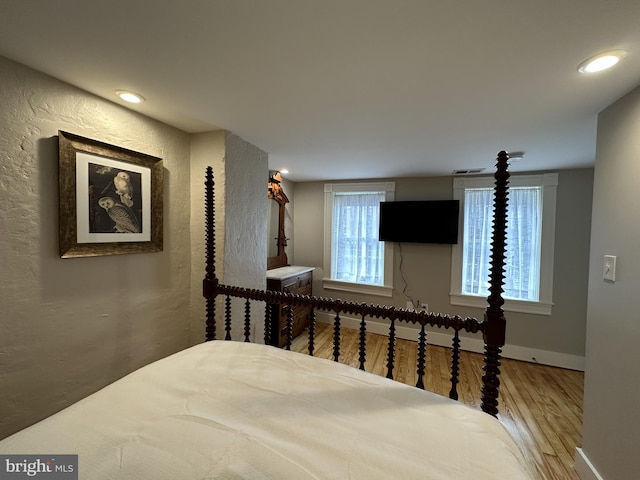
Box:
279 303 310 318
266 268 313 347
281 272 312 295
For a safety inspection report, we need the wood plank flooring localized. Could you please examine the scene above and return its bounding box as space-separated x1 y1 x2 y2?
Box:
290 324 584 480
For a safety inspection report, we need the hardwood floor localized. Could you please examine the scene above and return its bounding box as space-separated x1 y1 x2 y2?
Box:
290 324 584 480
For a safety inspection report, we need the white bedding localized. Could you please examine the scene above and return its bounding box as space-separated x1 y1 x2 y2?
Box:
0 341 535 479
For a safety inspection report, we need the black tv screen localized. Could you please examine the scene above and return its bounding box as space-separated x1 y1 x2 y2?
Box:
378 200 459 244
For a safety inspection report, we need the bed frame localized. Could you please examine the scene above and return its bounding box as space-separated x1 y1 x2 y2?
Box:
203 151 510 416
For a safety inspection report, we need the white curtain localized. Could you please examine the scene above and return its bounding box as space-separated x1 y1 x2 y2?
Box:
332 192 385 285
462 187 542 300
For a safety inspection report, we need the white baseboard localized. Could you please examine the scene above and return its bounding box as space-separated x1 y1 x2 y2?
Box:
574 448 604 480
315 312 585 371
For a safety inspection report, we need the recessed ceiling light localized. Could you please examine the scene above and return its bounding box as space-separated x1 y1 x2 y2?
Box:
578 50 627 73
509 151 525 161
115 90 145 103
280 169 289 175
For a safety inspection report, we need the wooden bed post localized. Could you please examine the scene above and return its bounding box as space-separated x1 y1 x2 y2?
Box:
203 166 219 341
481 151 510 416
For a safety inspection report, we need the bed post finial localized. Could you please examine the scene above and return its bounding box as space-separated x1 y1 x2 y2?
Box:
203 166 219 341
481 150 510 416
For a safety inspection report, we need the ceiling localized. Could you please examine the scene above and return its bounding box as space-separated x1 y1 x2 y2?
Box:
1 1 639 182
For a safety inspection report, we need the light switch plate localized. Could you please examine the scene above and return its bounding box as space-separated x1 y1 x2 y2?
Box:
603 255 616 282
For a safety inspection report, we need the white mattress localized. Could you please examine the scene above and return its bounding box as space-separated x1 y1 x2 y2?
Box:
0 341 535 479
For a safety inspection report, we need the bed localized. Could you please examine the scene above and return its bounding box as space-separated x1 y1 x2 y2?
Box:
0 341 533 479
0 151 535 478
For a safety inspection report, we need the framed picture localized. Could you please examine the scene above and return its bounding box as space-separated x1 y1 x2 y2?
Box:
58 131 163 258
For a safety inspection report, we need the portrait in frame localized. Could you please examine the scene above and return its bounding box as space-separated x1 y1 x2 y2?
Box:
58 131 163 258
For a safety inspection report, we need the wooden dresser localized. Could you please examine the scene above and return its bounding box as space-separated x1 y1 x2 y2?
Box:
266 266 314 347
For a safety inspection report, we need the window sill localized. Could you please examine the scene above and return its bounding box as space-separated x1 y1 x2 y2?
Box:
450 293 553 316
322 279 393 297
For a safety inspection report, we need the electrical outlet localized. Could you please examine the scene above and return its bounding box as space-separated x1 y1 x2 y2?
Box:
420 303 429 312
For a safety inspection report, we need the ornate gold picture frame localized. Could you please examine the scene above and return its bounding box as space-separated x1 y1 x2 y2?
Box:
58 131 163 258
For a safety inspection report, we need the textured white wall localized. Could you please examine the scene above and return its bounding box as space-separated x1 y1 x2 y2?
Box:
222 133 268 342
0 56 192 438
581 84 640 480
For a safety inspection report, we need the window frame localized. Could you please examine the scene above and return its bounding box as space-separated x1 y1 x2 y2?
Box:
450 173 558 315
323 181 395 297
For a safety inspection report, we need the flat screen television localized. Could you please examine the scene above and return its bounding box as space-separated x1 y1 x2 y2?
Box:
378 200 459 244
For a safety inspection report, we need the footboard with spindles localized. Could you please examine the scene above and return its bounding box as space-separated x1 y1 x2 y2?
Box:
203 151 510 416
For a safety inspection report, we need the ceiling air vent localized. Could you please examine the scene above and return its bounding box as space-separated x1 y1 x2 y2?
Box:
452 168 486 175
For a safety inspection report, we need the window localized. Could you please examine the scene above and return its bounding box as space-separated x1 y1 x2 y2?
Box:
450 174 557 315
323 182 395 296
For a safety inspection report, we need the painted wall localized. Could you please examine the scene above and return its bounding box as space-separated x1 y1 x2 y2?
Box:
292 168 593 364
0 56 192 438
0 56 270 439
221 132 268 342
579 84 640 480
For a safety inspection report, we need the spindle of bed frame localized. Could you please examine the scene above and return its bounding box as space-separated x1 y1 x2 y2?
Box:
386 320 396 379
358 315 367 371
416 324 427 389
224 295 232 341
243 299 252 342
332 313 341 362
307 309 316 357
481 150 509 417
263 304 271 345
203 167 217 341
284 306 293 350
449 330 461 400
203 151 509 416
